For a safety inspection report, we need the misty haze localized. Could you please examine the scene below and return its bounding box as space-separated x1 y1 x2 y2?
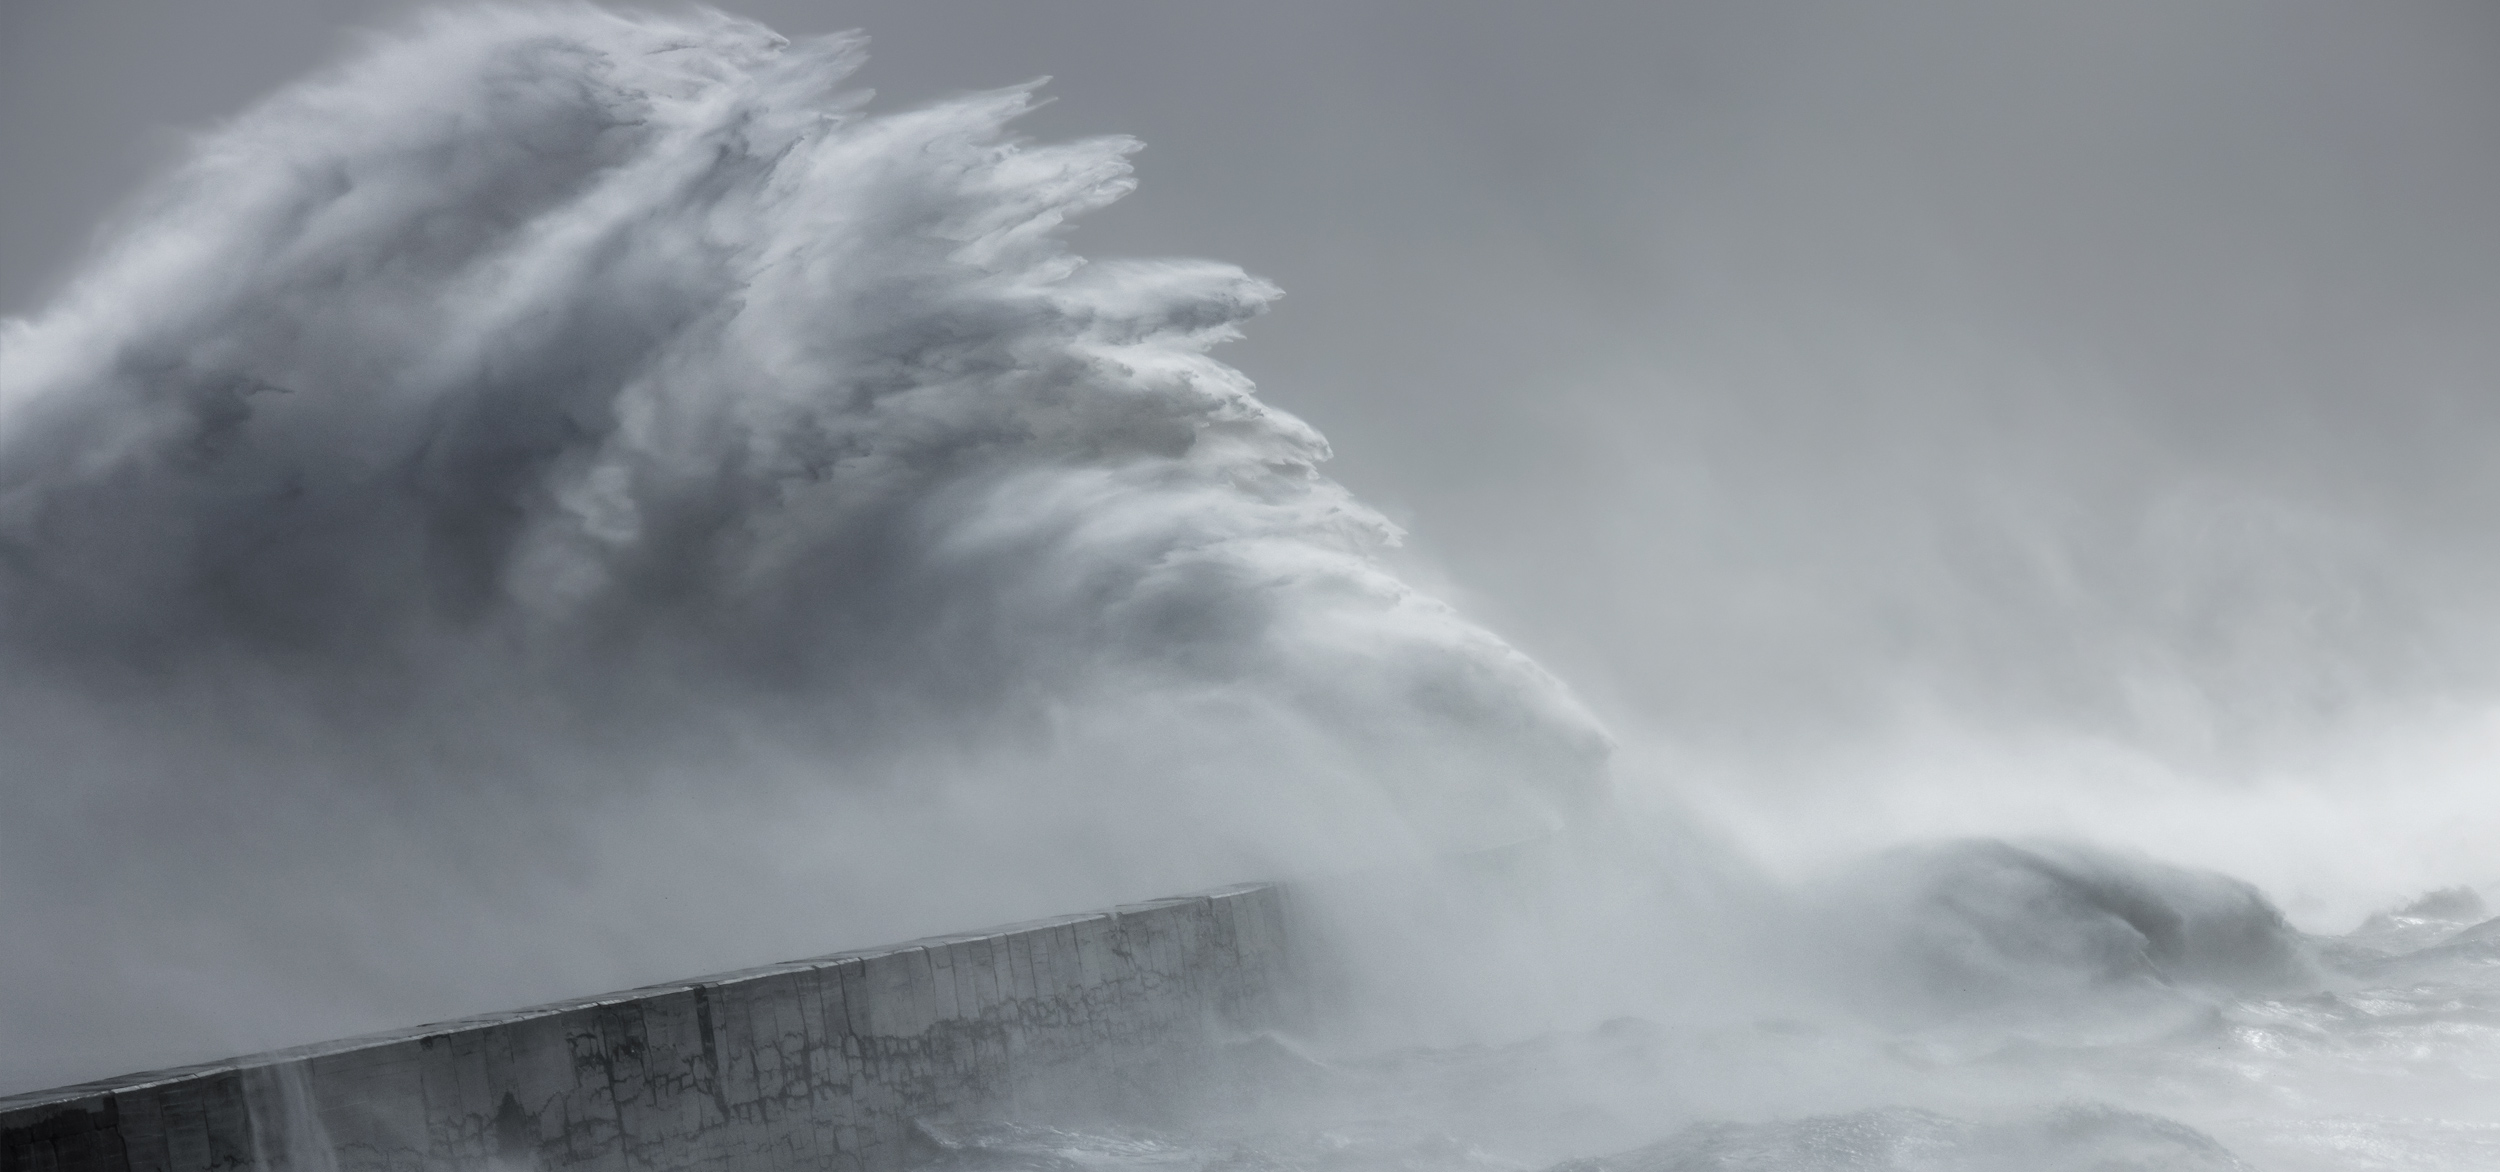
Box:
1 4 2496 1172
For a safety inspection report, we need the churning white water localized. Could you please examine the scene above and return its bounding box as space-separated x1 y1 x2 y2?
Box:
917 857 2500 1172
0 9 2490 1170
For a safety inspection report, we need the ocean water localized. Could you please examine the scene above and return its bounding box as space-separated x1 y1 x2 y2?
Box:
918 876 2500 1172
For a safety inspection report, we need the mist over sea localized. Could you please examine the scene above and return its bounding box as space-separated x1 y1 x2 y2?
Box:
2 7 2495 1171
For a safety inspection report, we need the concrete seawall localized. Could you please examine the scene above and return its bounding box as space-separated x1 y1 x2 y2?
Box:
0 884 1295 1172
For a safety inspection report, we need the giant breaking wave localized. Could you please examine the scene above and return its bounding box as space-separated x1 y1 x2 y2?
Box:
0 7 1604 1091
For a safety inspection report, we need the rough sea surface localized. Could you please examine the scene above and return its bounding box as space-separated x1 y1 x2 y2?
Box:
918 881 2500 1172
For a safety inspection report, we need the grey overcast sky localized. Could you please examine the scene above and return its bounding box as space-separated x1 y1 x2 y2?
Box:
6 2 2500 888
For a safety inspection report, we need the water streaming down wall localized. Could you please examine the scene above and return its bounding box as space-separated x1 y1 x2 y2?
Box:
0 885 1297 1172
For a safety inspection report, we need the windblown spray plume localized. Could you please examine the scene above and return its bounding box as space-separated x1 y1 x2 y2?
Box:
0 7 1605 1092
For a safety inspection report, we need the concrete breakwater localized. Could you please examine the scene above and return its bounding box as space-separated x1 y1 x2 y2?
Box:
0 884 1296 1172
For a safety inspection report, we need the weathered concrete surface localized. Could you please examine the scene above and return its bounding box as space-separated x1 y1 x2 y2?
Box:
0 884 1295 1172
